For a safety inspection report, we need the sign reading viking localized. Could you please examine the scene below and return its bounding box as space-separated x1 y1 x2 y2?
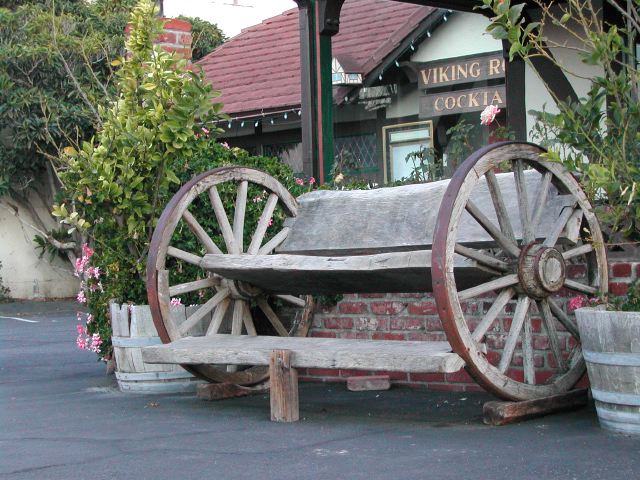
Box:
416 52 505 89
413 52 506 118
420 85 506 118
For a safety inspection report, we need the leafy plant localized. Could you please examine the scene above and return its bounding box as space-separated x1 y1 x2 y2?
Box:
403 145 443 184
482 0 640 243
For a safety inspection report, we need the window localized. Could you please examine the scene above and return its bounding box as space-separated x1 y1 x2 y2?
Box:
382 121 433 183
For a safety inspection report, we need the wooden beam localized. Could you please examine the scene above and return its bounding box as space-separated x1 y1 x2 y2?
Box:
483 388 589 426
270 349 299 422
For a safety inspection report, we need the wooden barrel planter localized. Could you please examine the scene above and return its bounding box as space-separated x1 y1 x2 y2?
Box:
576 308 640 435
110 303 204 393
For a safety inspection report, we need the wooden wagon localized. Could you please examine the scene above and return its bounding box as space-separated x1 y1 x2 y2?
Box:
143 142 607 420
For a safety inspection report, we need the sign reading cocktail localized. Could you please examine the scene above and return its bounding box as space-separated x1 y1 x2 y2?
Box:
413 51 506 118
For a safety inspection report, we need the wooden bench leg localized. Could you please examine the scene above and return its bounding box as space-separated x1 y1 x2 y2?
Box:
270 349 299 422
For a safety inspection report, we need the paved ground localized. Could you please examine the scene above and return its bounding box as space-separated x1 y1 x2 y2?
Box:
1 301 638 480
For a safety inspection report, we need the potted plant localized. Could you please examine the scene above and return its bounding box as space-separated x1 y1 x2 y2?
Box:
484 0 639 433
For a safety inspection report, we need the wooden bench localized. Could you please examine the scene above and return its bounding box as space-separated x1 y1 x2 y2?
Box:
144 142 608 421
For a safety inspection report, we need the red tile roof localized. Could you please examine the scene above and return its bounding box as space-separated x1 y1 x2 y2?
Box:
197 0 435 116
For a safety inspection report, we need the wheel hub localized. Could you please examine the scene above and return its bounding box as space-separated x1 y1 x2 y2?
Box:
518 243 566 299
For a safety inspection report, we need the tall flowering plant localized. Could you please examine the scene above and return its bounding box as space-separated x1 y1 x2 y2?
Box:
73 244 105 356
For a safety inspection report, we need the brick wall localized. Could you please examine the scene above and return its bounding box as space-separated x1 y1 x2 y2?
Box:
125 18 193 59
300 259 639 393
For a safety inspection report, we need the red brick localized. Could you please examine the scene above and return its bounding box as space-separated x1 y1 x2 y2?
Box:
407 301 437 315
532 335 550 350
161 46 192 58
372 332 406 341
636 264 640 277
163 18 193 31
305 368 339 377
485 350 500 366
425 317 443 331
322 317 354 329
566 264 587 279
575 373 590 388
375 370 408 381
339 369 372 377
390 317 424 330
535 371 554 384
156 32 177 43
506 368 524 383
370 301 406 315
485 334 506 349
309 331 336 338
609 282 629 296
445 370 474 383
409 372 445 382
178 33 193 45
397 292 427 298
358 293 385 298
354 317 388 331
611 262 632 278
338 302 368 314
346 375 391 391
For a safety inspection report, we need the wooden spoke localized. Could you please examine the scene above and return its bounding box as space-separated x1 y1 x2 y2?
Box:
167 246 203 266
179 288 230 336
564 278 598 295
522 314 535 384
182 210 222 254
472 287 515 342
257 227 290 255
538 300 567 371
206 298 230 336
247 193 279 255
209 185 239 254
242 305 257 336
275 295 307 308
514 160 533 244
530 171 552 239
233 180 248 253
169 277 219 296
498 296 531 373
466 200 521 258
257 298 289 337
543 204 577 247
455 244 509 272
485 170 516 242
562 243 593 260
458 273 519 301
231 299 245 336
546 298 579 338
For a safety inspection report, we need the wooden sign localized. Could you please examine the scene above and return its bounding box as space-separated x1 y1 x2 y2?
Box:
416 52 505 89
419 85 506 118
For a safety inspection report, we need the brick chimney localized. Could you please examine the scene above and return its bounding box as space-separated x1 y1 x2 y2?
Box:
125 18 193 60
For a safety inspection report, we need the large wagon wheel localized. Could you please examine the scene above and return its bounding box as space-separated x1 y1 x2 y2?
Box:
147 166 313 385
432 142 607 401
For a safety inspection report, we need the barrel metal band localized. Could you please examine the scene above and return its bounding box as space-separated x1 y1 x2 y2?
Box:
583 350 640 367
591 388 640 406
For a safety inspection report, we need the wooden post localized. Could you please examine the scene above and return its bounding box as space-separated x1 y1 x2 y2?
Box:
269 349 299 422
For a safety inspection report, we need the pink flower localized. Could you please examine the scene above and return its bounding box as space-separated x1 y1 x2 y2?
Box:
90 334 102 353
170 297 183 306
74 256 89 276
267 217 273 227
87 267 101 279
76 335 88 350
202 127 209 134
480 105 501 126
295 178 304 186
82 244 94 259
221 142 230 149
308 177 316 185
568 295 586 312
86 314 93 324
253 195 263 203
76 324 86 335
76 290 86 304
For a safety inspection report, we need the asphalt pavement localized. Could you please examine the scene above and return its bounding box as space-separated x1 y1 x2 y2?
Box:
1 300 638 480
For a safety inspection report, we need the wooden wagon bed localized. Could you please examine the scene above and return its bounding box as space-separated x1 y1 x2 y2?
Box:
144 142 608 421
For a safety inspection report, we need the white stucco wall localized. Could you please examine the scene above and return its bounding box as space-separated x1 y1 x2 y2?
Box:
386 11 502 119
0 190 78 299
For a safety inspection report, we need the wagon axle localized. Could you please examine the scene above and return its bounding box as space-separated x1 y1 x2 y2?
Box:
518 243 566 300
